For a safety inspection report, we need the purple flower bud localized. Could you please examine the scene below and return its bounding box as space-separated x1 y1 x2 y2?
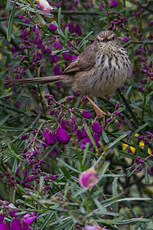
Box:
51 55 58 62
54 39 60 50
49 109 55 115
71 55 77 61
23 213 39 224
115 103 119 109
147 167 152 175
106 117 111 123
21 29 28 38
92 121 102 134
93 133 100 146
12 47 17 54
53 65 61 75
75 24 82 35
10 218 22 230
82 137 92 145
138 86 143 91
110 0 119 7
99 4 103 11
123 37 130 42
68 22 75 33
82 110 92 119
0 221 9 230
139 159 144 164
56 127 69 144
0 215 4 224
18 15 23 19
62 52 71 60
24 18 30 23
137 165 143 172
20 134 28 140
67 96 73 101
149 20 153 26
43 129 56 145
49 24 57 31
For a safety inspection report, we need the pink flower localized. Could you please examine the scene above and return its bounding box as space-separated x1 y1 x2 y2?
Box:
10 218 22 230
85 225 107 230
123 36 130 42
56 127 69 144
36 0 53 13
92 121 102 134
0 221 9 230
82 110 92 119
43 129 56 145
48 24 57 31
110 0 119 7
79 168 98 189
23 212 39 224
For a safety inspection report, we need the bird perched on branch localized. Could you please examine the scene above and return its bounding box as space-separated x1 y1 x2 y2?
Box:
15 30 132 116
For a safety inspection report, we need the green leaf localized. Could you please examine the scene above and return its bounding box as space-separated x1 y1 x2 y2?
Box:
58 158 80 174
144 166 150 184
84 123 97 150
39 212 55 230
102 129 109 143
108 132 129 149
112 177 118 213
5 0 12 9
58 7 62 29
7 2 16 42
0 115 10 126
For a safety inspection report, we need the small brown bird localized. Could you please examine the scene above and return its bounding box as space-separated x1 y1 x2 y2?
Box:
16 31 132 116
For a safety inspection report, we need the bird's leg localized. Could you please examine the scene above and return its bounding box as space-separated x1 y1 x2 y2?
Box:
86 96 106 117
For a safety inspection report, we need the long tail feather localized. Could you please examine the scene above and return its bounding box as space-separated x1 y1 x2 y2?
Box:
15 75 66 85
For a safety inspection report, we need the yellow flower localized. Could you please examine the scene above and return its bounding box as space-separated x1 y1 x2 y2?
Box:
122 144 128 151
135 133 139 137
129 146 136 154
122 144 136 154
148 148 151 155
139 141 144 148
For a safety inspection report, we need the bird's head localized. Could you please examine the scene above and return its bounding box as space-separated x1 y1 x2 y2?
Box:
95 31 120 50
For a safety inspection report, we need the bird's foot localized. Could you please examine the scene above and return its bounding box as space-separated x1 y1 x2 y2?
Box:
86 96 106 119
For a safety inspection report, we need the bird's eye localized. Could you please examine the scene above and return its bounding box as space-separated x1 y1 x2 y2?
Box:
103 38 108 42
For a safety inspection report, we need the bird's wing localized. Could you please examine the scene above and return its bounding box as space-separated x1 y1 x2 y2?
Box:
63 43 96 74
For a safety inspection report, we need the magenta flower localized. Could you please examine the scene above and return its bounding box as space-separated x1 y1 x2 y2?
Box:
92 121 102 134
110 0 119 7
82 110 92 119
85 225 107 230
24 18 30 24
75 24 82 35
0 221 9 230
56 127 69 144
53 65 61 75
62 52 71 60
54 40 60 50
123 37 130 42
71 55 77 61
68 22 75 33
43 129 56 145
79 168 98 189
23 213 39 224
10 218 22 230
51 55 58 63
138 86 143 91
48 24 57 31
0 215 4 223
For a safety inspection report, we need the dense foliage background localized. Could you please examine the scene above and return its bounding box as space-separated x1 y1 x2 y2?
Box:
0 0 153 229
